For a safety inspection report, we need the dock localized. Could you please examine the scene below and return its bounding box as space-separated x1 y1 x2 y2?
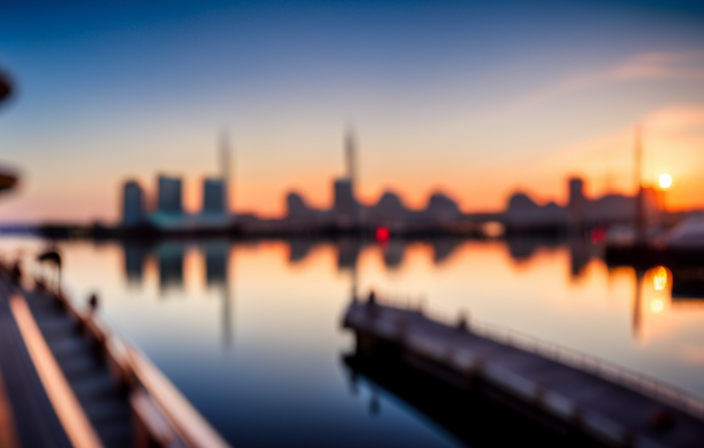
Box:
0 262 232 448
342 299 704 447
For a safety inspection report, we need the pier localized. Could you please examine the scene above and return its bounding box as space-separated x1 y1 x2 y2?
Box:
343 299 704 447
0 263 231 448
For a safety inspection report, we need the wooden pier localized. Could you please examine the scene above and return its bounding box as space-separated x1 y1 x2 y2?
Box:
0 263 231 448
343 299 704 447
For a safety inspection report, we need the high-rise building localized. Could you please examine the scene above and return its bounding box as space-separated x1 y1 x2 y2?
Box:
334 179 356 228
122 180 144 227
202 178 225 214
568 177 585 226
334 129 359 228
220 133 231 215
157 175 183 214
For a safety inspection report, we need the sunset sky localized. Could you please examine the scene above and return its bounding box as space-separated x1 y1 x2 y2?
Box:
1 0 704 222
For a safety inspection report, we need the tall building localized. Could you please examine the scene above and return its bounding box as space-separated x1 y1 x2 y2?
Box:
157 175 183 214
334 179 356 228
220 133 231 215
568 177 585 226
334 128 359 228
202 178 225 214
122 180 144 227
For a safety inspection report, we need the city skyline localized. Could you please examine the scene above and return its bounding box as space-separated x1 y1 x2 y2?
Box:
0 1 703 222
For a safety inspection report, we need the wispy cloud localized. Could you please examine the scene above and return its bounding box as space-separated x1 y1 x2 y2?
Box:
507 51 704 111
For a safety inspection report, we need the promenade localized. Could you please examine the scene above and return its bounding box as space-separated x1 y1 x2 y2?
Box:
0 264 230 448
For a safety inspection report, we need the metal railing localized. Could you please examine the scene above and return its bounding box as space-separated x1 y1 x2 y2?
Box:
366 295 704 422
66 296 231 448
12 254 232 448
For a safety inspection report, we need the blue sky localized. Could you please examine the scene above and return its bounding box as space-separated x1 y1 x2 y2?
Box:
1 0 703 220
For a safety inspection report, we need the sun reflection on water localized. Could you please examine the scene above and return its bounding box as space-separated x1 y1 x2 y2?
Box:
653 266 669 291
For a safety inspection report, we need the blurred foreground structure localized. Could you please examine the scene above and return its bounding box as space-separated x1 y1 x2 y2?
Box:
0 261 231 448
0 71 19 196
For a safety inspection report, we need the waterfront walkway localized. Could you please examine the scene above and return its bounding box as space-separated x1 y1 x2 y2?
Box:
0 264 230 448
343 299 704 447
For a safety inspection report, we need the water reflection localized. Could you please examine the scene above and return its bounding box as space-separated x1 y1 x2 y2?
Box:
117 234 704 344
157 242 184 291
124 241 147 285
4 234 702 447
203 240 233 347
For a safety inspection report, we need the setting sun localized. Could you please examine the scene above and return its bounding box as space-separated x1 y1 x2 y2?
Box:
658 173 672 189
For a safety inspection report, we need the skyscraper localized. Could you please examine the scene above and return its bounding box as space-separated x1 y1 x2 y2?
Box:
157 175 183 214
202 178 225 214
220 132 231 215
568 177 585 227
334 179 356 228
122 180 144 227
335 128 359 228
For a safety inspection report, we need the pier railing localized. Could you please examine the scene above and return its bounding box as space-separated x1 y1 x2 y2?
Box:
364 294 704 422
22 257 232 448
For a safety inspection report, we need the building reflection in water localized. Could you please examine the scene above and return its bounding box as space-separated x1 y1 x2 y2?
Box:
204 241 228 286
120 239 235 347
432 238 462 264
157 242 185 291
289 238 315 263
383 239 405 268
337 238 361 270
120 236 704 345
122 236 616 287
123 242 147 285
671 265 704 301
203 240 233 348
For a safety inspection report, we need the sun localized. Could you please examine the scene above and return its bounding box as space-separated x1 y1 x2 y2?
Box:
658 173 672 189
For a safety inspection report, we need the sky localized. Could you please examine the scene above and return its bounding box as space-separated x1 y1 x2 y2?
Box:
1 0 704 222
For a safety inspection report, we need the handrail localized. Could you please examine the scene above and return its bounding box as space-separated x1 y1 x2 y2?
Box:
21 253 232 448
365 297 704 422
69 301 232 448
467 318 704 420
9 294 105 448
127 350 231 448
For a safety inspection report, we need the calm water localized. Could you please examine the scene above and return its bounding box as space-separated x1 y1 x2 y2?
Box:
2 235 703 447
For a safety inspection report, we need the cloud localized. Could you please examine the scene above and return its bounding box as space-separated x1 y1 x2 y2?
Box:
642 104 704 134
614 51 704 81
507 51 704 111
492 103 704 205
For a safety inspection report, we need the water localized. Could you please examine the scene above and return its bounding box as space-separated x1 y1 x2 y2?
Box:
2 235 703 447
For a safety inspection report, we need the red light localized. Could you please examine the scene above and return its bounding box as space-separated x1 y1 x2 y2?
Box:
591 227 606 244
376 227 390 243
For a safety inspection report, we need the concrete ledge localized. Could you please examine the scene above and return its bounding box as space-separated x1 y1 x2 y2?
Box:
483 363 538 401
542 390 576 420
583 411 627 445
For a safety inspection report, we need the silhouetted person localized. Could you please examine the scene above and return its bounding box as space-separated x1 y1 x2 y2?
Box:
367 290 376 306
37 248 62 294
88 293 98 312
10 261 21 285
456 311 469 331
